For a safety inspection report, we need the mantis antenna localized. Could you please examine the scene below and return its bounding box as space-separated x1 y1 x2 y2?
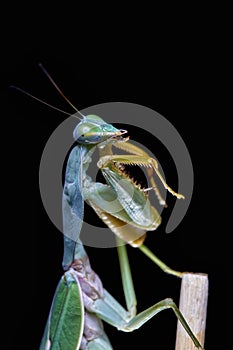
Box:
38 63 85 119
10 85 73 116
10 63 85 120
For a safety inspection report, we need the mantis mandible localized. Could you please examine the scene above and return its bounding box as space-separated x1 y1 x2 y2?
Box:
21 65 203 349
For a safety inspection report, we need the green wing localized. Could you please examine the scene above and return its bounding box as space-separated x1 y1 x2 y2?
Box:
40 270 84 350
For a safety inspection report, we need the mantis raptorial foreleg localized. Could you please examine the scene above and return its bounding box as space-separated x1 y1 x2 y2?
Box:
84 170 183 277
100 140 185 205
98 154 184 201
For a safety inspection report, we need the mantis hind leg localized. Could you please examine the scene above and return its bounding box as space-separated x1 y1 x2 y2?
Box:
120 298 203 349
91 239 203 349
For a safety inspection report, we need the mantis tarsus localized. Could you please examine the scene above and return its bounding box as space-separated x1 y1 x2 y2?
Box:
22 65 204 349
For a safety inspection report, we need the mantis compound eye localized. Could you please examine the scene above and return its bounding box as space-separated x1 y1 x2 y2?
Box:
73 123 104 144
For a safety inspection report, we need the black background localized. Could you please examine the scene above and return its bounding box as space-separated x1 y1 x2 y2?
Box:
2 6 230 350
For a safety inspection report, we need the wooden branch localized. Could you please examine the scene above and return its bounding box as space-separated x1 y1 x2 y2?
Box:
175 273 208 350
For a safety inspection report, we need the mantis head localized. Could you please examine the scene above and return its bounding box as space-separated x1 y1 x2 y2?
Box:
73 114 128 145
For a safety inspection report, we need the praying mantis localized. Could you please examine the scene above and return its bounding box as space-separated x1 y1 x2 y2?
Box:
18 65 204 349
